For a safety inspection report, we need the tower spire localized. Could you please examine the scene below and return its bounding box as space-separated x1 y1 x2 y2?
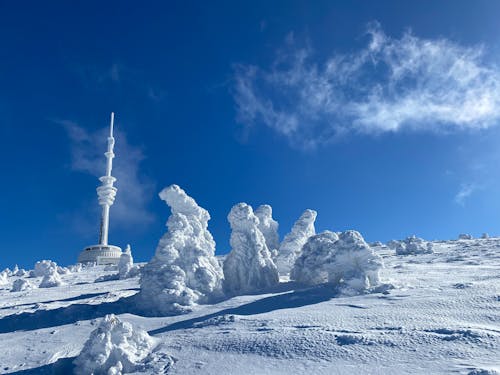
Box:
97 112 117 245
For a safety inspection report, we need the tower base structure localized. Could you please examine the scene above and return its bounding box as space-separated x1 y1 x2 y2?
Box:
78 245 122 265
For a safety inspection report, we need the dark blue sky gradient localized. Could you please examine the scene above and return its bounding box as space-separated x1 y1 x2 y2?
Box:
1 1 500 269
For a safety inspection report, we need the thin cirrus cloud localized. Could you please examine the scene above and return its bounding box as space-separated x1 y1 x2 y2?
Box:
233 22 500 149
454 183 477 206
60 119 155 232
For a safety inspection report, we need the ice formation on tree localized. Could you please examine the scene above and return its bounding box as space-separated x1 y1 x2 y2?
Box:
118 244 139 279
291 230 383 294
33 260 58 277
73 314 156 375
459 233 473 240
139 185 224 315
275 209 317 275
255 205 280 252
395 235 434 255
223 203 279 295
11 279 33 292
0 271 8 285
39 269 64 288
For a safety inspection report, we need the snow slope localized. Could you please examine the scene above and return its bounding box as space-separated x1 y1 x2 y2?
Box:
0 238 498 374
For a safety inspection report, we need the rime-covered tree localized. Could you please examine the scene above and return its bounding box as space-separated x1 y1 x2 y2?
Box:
138 185 224 315
223 203 279 295
275 209 317 275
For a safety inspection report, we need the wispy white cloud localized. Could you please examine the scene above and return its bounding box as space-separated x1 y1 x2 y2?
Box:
59 119 155 230
233 22 500 149
454 183 477 206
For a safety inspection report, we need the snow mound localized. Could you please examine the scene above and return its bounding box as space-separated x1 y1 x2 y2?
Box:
223 203 279 296
139 184 224 315
73 314 157 375
291 230 383 294
395 236 434 255
459 233 473 240
39 269 64 288
11 278 33 292
275 209 317 275
255 204 280 252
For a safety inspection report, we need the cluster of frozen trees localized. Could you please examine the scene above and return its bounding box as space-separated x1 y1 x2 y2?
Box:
138 184 384 315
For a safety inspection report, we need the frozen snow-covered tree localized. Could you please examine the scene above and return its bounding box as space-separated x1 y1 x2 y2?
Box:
459 233 473 240
223 203 279 296
0 271 9 285
11 279 33 292
139 185 224 315
73 314 158 375
255 204 280 252
39 268 64 288
395 235 433 255
291 230 383 294
33 260 58 277
118 244 135 279
275 209 317 275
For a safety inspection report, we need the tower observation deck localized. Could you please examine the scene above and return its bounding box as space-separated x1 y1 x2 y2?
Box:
78 113 122 265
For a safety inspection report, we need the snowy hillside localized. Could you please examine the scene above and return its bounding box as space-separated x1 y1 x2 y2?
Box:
0 237 498 374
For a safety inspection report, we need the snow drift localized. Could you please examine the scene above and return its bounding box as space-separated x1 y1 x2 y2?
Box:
73 314 156 375
139 185 224 315
395 235 434 255
275 209 317 275
291 230 383 294
223 203 279 295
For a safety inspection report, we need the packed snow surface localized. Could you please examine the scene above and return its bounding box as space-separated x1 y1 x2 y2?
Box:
223 203 279 296
139 185 224 315
275 209 317 275
0 237 498 374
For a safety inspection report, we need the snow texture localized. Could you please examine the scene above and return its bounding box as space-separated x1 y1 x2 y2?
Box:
223 203 279 296
254 205 280 252
139 184 224 315
11 279 33 292
73 314 156 375
275 209 317 274
291 230 383 294
395 235 434 255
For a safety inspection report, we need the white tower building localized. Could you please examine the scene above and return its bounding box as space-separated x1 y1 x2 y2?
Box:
78 113 123 265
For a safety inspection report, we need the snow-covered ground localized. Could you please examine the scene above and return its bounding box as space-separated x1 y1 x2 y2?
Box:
0 238 498 374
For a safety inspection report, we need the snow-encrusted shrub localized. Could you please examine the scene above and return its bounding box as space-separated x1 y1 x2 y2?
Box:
139 185 224 315
459 233 473 240
481 233 490 239
68 263 83 273
223 203 279 296
275 209 317 274
118 245 139 279
0 271 9 285
39 269 64 288
73 314 156 375
255 205 280 252
291 230 383 294
15 269 28 277
11 279 33 292
395 235 433 255
33 260 58 277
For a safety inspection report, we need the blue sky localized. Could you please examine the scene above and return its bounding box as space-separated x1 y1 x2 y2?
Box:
2 1 500 269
